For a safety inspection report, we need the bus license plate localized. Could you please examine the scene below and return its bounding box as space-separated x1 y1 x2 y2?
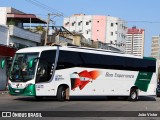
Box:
15 90 20 93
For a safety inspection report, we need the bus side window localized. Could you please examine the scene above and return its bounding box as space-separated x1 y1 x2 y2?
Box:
57 51 83 70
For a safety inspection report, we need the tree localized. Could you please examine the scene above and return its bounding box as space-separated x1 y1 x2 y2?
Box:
35 25 45 32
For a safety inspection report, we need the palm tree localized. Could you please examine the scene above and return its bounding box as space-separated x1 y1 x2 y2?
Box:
35 25 45 32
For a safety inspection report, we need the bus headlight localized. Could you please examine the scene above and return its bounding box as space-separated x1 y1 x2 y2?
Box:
25 83 33 88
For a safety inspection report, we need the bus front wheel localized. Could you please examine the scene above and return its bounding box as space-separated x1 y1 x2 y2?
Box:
57 86 67 101
129 88 138 101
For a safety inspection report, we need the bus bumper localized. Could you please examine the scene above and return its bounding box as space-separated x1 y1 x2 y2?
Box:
8 84 36 96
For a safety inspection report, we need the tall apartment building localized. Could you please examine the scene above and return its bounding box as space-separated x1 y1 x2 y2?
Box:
63 14 127 52
151 36 160 66
126 26 145 57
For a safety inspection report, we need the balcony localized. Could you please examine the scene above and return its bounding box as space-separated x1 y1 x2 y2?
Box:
9 25 41 43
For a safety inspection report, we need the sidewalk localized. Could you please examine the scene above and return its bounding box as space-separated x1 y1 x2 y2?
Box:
0 90 9 95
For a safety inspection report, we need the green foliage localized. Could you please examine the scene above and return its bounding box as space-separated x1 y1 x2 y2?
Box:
36 25 44 32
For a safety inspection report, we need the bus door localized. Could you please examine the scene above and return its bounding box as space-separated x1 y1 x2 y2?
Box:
35 48 59 96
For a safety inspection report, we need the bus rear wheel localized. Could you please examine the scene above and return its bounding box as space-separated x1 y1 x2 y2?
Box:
129 88 138 101
57 86 67 101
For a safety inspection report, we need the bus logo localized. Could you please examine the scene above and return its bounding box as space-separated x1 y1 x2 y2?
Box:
70 70 100 90
16 84 19 88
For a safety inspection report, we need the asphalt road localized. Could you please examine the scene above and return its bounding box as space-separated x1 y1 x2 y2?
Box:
0 93 160 120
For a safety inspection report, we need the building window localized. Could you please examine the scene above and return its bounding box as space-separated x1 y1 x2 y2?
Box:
111 23 114 27
97 21 99 23
97 30 99 32
86 22 89 25
65 22 69 26
86 30 89 34
111 32 113 36
78 21 82 26
72 23 74 26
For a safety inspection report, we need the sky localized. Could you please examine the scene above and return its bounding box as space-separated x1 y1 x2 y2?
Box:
1 0 160 57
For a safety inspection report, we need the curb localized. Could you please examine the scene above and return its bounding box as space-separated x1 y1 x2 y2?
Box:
0 91 9 95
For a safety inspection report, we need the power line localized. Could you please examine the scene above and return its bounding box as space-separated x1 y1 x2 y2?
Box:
25 0 51 12
24 0 160 24
33 0 63 15
25 0 63 16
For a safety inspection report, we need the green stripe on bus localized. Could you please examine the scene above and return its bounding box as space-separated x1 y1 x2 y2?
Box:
143 57 156 61
134 72 153 92
9 84 36 96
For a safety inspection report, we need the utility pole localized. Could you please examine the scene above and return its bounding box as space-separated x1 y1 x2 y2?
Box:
44 13 51 46
44 13 63 46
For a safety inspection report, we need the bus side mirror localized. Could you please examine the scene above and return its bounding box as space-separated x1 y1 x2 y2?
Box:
1 59 5 69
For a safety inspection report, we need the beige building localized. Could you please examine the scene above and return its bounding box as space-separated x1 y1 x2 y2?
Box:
151 36 160 66
126 26 145 57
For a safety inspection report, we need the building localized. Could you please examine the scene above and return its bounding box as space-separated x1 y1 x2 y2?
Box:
0 25 9 45
0 7 46 49
0 45 16 90
63 14 127 52
0 7 46 90
0 26 16 90
151 36 160 66
126 26 145 57
46 26 121 52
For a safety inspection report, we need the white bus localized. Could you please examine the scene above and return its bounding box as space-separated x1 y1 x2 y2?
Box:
4 46 157 101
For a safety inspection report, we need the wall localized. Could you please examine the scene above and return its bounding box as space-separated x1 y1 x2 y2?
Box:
0 7 7 25
63 15 92 40
92 16 106 42
0 57 7 90
10 37 37 48
106 16 127 52
9 25 41 43
0 25 9 45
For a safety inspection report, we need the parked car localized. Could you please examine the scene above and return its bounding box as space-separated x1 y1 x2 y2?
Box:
156 84 160 97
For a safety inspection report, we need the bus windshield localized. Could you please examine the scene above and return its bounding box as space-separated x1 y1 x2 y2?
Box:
9 52 39 82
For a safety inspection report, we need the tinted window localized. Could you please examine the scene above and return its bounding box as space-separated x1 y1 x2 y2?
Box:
56 50 156 72
125 58 156 72
36 50 56 83
80 52 156 72
57 51 83 69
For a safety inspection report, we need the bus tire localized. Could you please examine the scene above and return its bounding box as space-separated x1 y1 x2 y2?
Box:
57 86 66 101
129 88 138 101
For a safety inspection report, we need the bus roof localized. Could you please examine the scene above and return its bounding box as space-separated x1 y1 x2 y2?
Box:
16 46 154 60
17 46 57 53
